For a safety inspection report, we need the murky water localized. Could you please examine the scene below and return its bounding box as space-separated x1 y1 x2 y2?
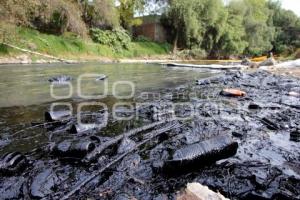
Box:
0 62 216 153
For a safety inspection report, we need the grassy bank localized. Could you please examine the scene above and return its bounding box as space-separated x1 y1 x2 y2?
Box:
0 27 171 61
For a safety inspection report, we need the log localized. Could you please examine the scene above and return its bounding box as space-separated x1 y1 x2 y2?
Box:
1 42 73 63
164 63 243 70
163 134 238 173
83 120 171 162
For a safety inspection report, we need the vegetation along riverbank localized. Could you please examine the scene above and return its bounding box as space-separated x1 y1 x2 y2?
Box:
1 0 300 64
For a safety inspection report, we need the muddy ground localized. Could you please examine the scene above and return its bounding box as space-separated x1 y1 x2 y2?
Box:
0 70 300 200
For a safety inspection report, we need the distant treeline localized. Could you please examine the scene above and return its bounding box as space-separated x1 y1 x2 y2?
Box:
0 0 299 58
162 0 300 58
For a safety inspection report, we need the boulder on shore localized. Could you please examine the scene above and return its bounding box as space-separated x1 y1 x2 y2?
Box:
178 182 229 200
241 58 252 66
259 57 277 66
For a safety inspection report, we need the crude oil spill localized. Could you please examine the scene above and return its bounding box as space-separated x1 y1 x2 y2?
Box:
0 65 300 199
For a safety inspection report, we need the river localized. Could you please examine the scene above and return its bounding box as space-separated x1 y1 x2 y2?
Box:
0 62 217 154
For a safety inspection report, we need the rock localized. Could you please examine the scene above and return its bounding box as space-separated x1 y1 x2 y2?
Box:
163 135 238 172
48 75 72 84
0 177 25 199
117 137 136 154
16 55 32 64
288 91 300 98
96 75 108 81
196 79 211 85
280 96 300 109
28 42 37 51
220 89 246 97
241 58 252 66
261 117 280 130
50 139 96 159
232 131 244 138
0 138 11 148
290 128 300 142
259 57 277 66
0 152 28 175
117 154 141 172
45 110 72 122
69 124 98 134
248 102 262 109
249 62 259 69
178 183 229 200
30 169 59 198
196 75 230 86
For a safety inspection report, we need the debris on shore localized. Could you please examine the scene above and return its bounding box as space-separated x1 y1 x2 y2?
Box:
178 183 229 200
0 70 300 199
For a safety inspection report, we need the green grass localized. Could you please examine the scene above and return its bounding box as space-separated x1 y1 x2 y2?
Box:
0 44 9 55
1 27 170 60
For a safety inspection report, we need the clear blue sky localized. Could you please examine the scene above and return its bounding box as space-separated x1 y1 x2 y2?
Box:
281 0 300 16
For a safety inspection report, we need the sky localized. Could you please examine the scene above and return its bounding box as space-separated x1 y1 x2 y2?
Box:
281 0 300 16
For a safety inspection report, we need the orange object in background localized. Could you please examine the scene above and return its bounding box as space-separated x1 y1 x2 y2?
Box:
221 89 246 97
251 56 267 62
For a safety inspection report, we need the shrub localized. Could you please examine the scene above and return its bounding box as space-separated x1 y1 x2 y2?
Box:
0 44 9 54
135 36 152 42
176 48 207 59
0 0 88 37
295 49 300 59
90 28 131 52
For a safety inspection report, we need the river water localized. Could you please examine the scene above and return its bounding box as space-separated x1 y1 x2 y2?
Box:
0 62 217 154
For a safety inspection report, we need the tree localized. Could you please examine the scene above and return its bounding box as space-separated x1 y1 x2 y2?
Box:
268 0 300 54
79 0 119 29
168 0 203 52
242 0 275 55
216 0 248 57
201 0 228 57
164 0 228 55
118 0 144 30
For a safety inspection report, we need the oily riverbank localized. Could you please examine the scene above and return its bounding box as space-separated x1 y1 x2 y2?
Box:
0 69 300 199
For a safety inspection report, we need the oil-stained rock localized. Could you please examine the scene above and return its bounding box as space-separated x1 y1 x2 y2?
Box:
290 128 300 142
0 152 27 175
48 75 72 83
117 137 136 154
45 110 72 122
0 177 25 199
69 124 98 134
30 169 59 199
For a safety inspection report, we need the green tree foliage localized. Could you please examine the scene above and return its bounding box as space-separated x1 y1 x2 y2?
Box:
242 0 275 55
164 0 300 57
80 0 119 29
0 0 88 36
118 0 145 30
216 1 248 57
268 0 300 54
1 0 300 58
164 0 234 56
